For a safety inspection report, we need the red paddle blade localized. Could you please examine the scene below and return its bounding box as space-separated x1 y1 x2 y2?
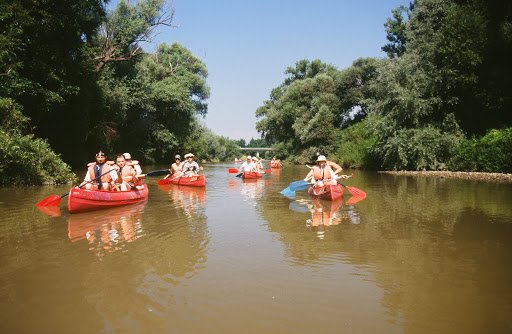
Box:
35 194 62 207
346 186 366 197
346 194 366 205
36 205 62 217
228 168 239 173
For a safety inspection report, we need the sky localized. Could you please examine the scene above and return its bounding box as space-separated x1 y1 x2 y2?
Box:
143 0 410 141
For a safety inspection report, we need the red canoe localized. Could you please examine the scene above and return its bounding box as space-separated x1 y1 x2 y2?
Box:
242 171 262 179
67 184 149 213
157 174 206 187
307 184 343 201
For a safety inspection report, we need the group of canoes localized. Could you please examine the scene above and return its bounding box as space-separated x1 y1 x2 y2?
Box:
42 151 360 214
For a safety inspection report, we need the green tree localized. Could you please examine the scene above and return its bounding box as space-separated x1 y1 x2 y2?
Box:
382 3 414 58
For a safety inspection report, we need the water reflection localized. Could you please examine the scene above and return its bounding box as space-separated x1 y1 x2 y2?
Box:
157 184 206 217
67 202 146 256
289 197 362 240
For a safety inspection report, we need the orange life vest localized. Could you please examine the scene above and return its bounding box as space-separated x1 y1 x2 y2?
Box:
312 165 334 181
87 161 114 184
114 165 135 184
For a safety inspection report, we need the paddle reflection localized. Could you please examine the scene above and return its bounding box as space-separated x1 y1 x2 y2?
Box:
67 202 147 255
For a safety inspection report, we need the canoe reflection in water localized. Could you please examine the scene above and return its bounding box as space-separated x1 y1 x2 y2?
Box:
290 197 363 239
67 202 146 255
158 184 206 217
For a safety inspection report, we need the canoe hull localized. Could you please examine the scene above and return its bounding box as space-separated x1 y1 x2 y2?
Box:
307 184 343 201
157 175 206 187
242 172 262 179
67 184 149 213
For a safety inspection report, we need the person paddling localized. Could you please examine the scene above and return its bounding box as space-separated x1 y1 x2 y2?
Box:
182 153 202 176
78 150 115 190
112 154 138 191
239 156 255 172
168 154 183 178
304 155 337 188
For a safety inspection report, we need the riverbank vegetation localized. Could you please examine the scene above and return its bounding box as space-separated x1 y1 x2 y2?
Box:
2 0 511 185
0 0 245 185
256 0 512 172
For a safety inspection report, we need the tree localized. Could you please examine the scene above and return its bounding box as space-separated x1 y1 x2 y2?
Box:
93 0 176 72
382 3 414 58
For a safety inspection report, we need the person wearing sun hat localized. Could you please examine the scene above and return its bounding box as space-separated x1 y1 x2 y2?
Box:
304 154 337 188
251 156 262 172
239 155 255 172
181 153 202 176
123 152 142 175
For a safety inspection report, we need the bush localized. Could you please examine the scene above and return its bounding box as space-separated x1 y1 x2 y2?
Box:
0 98 75 186
335 119 378 169
449 128 512 173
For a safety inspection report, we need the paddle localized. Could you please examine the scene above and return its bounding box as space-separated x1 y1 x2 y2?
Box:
338 182 366 196
280 186 296 197
138 169 170 177
35 168 116 207
228 168 240 174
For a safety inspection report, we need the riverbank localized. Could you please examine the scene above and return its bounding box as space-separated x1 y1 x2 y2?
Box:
378 171 512 183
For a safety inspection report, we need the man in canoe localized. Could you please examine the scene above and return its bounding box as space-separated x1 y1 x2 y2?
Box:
112 154 139 191
239 156 255 172
78 150 116 190
123 152 142 175
123 152 144 189
182 153 202 176
304 155 337 188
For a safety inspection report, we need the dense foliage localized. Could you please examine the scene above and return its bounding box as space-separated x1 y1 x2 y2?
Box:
0 0 243 185
256 0 512 171
0 98 75 185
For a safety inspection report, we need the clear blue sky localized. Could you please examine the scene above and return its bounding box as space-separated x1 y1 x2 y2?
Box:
144 0 410 141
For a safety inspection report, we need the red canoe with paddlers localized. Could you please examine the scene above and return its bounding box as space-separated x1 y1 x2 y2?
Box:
67 184 149 213
157 174 206 187
35 169 168 214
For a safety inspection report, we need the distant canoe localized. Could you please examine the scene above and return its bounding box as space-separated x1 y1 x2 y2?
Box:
68 184 149 213
157 174 206 187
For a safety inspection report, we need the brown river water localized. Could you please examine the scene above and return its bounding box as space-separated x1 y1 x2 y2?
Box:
0 164 511 334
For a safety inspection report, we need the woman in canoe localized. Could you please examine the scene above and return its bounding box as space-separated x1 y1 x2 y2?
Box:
304 155 337 188
182 153 202 176
77 150 116 190
251 156 261 172
165 154 183 179
270 157 282 168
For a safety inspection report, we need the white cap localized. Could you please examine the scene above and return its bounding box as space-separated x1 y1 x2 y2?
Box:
123 153 131 160
316 155 327 162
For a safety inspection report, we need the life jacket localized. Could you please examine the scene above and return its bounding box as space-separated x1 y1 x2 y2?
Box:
114 165 135 184
312 165 334 181
87 161 114 184
126 160 143 186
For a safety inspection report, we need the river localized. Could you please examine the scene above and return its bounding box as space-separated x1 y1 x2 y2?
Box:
1 164 511 333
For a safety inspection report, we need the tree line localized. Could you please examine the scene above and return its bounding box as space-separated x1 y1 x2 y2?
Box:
256 0 512 172
2 0 511 186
